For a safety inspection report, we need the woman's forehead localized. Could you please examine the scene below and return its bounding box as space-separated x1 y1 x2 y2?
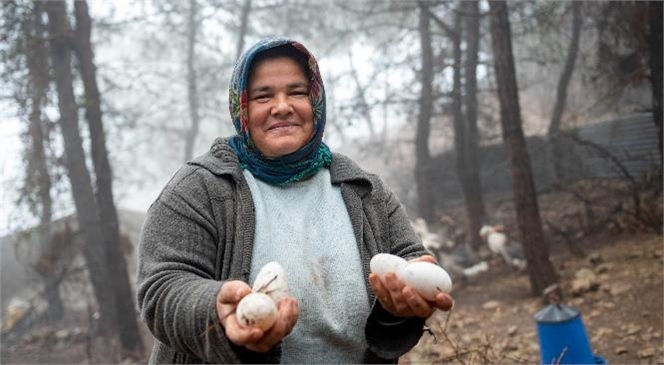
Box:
248 57 308 84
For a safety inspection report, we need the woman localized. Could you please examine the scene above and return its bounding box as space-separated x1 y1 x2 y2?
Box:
136 37 454 364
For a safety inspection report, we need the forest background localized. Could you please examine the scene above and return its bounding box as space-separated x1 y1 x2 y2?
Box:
0 0 662 364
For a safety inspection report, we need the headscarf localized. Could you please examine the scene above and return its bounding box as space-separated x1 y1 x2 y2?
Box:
228 37 332 187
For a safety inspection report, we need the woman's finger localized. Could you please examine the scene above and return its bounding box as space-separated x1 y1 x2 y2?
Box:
369 273 401 313
409 254 437 264
384 272 412 314
249 297 299 351
223 316 264 346
434 292 454 311
218 281 252 305
369 273 390 303
402 286 433 318
216 281 265 346
217 283 251 326
245 298 299 353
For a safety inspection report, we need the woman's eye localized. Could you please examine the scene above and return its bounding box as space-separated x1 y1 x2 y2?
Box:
253 95 270 102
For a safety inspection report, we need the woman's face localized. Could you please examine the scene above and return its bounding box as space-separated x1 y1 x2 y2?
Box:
247 56 314 158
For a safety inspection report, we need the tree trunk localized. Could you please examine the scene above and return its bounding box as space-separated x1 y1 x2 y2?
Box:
44 0 120 348
450 9 471 245
236 0 252 59
184 0 200 162
427 2 485 251
415 1 435 223
26 0 61 322
649 1 663 159
488 0 558 298
462 0 486 253
72 0 144 355
548 1 582 180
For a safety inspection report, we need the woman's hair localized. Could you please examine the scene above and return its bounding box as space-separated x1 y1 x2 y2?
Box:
248 44 312 82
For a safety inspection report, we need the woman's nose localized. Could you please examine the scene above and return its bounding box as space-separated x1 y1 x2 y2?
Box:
272 94 292 115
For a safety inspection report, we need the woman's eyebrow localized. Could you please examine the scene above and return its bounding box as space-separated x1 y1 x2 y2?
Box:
249 85 272 94
249 82 309 94
288 81 309 88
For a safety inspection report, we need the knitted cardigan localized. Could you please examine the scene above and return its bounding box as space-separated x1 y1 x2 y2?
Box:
136 138 429 364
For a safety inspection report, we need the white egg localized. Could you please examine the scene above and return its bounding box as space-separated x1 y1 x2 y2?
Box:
370 253 408 278
400 261 453 300
236 292 278 331
252 261 290 303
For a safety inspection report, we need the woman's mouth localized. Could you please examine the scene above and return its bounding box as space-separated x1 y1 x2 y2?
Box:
268 122 298 131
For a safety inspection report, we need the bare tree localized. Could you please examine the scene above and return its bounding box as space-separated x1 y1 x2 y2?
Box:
461 0 486 253
442 1 485 253
548 1 582 180
488 0 558 298
347 50 377 141
72 0 144 355
450 3 469 238
43 1 121 353
415 1 435 222
429 1 486 252
23 0 61 322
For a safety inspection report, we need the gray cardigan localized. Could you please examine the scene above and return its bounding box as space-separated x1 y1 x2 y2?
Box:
136 138 429 364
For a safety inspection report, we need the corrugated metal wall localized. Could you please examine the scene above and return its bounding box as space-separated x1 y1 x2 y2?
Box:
431 112 661 209
567 112 661 179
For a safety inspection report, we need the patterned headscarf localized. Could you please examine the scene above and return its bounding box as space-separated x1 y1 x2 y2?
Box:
228 37 332 187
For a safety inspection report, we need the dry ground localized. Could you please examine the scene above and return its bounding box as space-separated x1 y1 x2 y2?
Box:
401 233 663 365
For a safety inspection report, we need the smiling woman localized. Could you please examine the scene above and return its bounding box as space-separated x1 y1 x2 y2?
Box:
135 37 453 365
228 40 330 187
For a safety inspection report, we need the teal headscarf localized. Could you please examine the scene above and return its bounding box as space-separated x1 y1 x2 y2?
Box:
228 37 332 187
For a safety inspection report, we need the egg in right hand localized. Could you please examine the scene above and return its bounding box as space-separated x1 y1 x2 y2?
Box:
370 253 453 301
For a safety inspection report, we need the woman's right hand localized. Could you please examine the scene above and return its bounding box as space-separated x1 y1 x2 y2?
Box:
216 280 299 353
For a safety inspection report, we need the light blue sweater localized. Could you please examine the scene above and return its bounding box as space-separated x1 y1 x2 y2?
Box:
245 168 370 364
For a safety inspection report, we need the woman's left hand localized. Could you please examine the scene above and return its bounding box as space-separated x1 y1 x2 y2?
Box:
368 254 454 318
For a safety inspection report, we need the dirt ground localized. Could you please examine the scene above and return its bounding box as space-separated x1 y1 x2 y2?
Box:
401 232 664 365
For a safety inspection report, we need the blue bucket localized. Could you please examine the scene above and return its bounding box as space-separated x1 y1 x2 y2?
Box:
535 304 606 364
